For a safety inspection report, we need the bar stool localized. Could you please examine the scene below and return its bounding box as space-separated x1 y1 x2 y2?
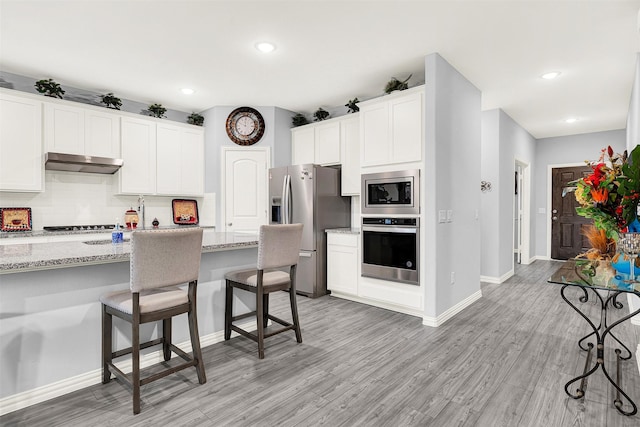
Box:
100 227 206 414
224 223 304 359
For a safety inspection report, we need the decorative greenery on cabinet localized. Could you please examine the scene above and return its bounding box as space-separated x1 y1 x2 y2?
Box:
187 112 204 126
384 74 412 94
147 103 167 118
345 98 360 113
100 93 122 110
292 113 309 127
34 79 65 98
313 108 330 121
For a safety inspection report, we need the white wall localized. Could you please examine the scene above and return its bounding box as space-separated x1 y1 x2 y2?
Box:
201 105 294 230
424 53 482 320
627 53 640 152
533 129 627 259
0 172 186 230
481 109 536 281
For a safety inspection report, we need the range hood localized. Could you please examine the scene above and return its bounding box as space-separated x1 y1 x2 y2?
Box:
45 152 123 174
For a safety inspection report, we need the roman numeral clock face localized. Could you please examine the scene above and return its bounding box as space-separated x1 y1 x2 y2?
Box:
225 107 265 145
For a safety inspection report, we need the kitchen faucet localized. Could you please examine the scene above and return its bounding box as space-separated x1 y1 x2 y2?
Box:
138 195 145 229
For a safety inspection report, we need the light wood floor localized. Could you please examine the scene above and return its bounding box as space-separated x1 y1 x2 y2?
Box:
2 260 639 426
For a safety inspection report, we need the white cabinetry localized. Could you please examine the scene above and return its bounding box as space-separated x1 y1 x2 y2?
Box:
340 115 360 195
156 123 204 196
121 118 204 196
291 117 342 166
291 126 315 165
291 114 360 195
44 103 120 158
360 86 423 167
120 117 157 194
313 121 341 165
0 92 43 192
326 232 359 296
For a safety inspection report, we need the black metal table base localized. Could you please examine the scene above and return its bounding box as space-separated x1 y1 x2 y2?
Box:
561 285 640 416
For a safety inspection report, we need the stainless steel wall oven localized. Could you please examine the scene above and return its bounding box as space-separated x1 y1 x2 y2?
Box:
361 217 419 285
361 169 420 215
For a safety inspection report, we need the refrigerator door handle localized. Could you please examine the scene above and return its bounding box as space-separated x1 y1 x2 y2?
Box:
282 174 291 224
298 252 312 258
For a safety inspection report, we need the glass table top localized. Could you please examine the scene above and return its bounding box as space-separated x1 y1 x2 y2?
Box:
548 259 640 294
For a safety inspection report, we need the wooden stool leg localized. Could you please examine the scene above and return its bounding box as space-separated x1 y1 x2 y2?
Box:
188 281 206 384
163 318 172 361
132 295 141 415
256 277 265 359
290 266 302 343
224 280 232 340
263 293 269 328
289 287 302 343
101 305 112 384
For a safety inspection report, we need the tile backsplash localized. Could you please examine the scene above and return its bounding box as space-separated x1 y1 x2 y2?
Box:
0 171 212 230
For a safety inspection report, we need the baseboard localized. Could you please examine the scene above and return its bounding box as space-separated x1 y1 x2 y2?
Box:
0 319 256 417
422 289 483 327
480 269 514 284
328 291 424 318
531 255 551 261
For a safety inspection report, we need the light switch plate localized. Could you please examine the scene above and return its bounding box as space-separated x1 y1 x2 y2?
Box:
438 210 447 223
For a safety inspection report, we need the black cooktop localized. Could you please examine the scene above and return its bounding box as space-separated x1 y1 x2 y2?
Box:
43 224 116 232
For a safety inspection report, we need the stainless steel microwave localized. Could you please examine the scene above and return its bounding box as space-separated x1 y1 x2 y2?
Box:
361 169 420 215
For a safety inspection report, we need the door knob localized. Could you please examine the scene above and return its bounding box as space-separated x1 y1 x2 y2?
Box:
227 222 233 226
552 216 558 221
552 209 558 214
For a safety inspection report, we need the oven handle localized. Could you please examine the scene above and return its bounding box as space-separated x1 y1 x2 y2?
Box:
362 226 417 234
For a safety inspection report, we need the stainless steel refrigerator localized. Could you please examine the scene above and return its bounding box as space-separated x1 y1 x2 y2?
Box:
269 164 351 297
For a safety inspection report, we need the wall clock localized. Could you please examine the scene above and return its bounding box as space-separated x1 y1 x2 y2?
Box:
225 106 265 146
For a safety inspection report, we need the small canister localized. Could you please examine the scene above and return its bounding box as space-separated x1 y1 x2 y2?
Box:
124 209 139 229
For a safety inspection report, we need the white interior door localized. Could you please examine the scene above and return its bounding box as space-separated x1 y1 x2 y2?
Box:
222 147 270 233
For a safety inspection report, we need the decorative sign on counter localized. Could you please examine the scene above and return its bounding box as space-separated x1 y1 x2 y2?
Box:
1 207 32 232
172 199 199 225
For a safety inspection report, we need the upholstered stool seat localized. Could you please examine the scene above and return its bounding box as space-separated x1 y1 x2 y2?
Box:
101 227 206 415
224 224 304 359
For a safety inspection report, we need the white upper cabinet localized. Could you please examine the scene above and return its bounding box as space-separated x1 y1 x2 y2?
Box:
314 121 341 165
291 126 315 165
120 116 157 195
121 119 203 196
360 86 423 167
0 92 43 192
84 109 120 158
340 115 360 195
44 102 120 158
156 123 204 196
291 116 342 166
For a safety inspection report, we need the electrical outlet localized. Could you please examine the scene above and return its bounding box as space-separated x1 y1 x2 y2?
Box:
450 271 455 284
438 210 447 223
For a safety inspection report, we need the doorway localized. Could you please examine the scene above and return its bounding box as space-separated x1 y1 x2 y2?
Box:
549 165 592 259
221 146 271 233
513 159 531 269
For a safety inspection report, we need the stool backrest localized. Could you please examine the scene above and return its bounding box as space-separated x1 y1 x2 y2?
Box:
257 224 304 270
130 228 204 292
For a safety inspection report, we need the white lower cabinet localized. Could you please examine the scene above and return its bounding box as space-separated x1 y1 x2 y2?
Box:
326 232 359 296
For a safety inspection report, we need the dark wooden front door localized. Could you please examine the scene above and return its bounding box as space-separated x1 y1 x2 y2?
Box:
551 166 593 260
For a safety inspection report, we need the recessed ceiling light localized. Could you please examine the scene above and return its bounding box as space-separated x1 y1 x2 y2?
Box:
255 42 276 53
565 117 579 123
541 72 561 80
181 88 194 95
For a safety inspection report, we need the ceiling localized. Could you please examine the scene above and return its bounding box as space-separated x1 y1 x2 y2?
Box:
1 0 639 139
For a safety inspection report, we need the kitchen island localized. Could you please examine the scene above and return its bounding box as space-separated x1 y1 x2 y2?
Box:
0 231 259 414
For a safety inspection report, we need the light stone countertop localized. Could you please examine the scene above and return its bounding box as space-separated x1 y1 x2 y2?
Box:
325 228 360 235
0 231 257 274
